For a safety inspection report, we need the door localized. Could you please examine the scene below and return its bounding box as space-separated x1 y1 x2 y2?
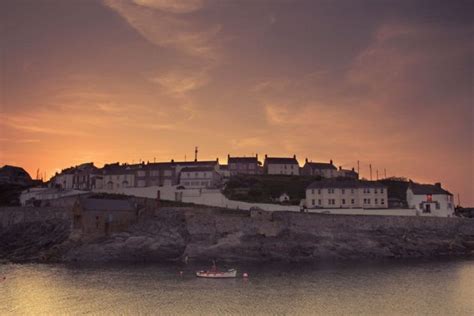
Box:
425 204 431 213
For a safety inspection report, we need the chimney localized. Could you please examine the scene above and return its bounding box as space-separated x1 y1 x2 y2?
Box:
216 157 219 162
330 159 333 165
435 182 441 188
305 158 308 163
256 153 258 159
265 154 268 159
227 154 230 159
293 154 296 159
171 159 174 163
339 166 342 171
352 167 355 171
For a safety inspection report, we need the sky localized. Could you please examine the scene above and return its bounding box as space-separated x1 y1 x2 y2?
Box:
0 0 473 204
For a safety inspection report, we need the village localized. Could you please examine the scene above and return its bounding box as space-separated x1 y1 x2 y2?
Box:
12 148 457 221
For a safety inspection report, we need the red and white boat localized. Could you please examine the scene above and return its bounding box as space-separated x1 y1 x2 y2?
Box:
196 268 237 278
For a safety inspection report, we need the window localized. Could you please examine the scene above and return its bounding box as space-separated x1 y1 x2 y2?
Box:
374 189 378 194
312 199 315 206
366 188 370 194
195 172 199 177
363 198 367 204
318 199 322 205
351 189 354 194
351 199 355 204
328 199 332 205
381 199 385 205
342 199 346 205
367 199 371 204
375 198 378 204
381 188 384 194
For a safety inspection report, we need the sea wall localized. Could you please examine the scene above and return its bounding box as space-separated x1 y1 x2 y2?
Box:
66 208 474 263
0 206 71 229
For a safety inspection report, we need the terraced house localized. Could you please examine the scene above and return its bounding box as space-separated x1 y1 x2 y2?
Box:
306 180 388 209
263 155 300 175
227 154 262 175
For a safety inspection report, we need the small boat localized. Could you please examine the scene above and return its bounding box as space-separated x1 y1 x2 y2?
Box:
196 261 237 278
196 268 237 278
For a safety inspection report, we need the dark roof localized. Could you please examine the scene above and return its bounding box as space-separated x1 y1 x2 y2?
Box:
409 183 452 195
305 162 337 170
264 157 299 165
172 160 218 166
0 165 31 178
181 166 215 172
79 198 136 212
228 157 259 163
307 179 386 189
146 162 174 169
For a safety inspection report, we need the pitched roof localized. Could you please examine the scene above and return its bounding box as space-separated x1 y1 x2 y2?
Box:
79 198 136 212
307 179 386 189
305 162 337 170
228 157 259 163
181 166 216 172
409 183 452 195
265 157 299 165
172 160 218 166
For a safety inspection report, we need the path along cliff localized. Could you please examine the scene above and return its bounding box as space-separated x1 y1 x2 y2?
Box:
1 206 473 263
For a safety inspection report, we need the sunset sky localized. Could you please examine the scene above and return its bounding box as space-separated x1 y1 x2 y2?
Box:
1 0 473 204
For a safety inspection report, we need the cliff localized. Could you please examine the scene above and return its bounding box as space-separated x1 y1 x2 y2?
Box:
1 207 473 263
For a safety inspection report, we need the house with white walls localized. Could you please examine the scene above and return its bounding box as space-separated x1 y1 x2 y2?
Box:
179 166 222 189
306 179 388 209
406 182 455 217
264 155 300 175
102 163 137 190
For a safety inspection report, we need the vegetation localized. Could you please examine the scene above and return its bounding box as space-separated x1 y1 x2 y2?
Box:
223 174 322 205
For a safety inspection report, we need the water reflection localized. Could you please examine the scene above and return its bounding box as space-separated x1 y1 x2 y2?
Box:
1 259 473 315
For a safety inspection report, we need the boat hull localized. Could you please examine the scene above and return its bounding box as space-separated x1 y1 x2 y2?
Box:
196 270 237 278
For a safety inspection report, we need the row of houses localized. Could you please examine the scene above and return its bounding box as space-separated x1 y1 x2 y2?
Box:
51 155 358 191
304 179 455 216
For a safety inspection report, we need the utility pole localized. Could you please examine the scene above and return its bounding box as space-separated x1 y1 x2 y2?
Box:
457 193 461 206
194 146 198 162
376 169 379 180
357 160 360 177
384 168 387 179
369 164 372 181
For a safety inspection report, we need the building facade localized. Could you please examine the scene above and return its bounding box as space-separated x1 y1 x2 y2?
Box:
227 155 261 175
179 167 221 189
301 159 338 178
264 155 300 175
406 182 454 217
306 180 388 209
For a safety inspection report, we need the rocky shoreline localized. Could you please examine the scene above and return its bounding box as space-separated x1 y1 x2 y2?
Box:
1 207 473 264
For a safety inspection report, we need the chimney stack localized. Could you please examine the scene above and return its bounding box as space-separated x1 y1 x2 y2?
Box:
265 154 268 159
435 182 441 188
293 154 296 159
305 158 308 163
330 159 333 165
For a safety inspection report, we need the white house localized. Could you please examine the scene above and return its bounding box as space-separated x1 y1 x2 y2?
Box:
264 155 300 175
306 179 388 209
179 167 221 189
406 182 455 217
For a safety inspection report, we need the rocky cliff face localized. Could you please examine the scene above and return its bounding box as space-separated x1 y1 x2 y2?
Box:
1 207 473 263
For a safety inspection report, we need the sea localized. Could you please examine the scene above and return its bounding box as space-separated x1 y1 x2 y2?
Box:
0 259 473 315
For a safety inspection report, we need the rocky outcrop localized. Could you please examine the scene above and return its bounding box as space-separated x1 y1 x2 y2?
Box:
1 206 473 263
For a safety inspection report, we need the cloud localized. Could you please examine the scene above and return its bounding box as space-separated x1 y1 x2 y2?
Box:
150 70 209 96
103 0 220 60
132 0 205 13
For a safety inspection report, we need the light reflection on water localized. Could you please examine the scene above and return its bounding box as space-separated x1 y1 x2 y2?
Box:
0 259 473 315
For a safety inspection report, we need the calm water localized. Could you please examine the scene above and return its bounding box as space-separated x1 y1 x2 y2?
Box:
0 259 473 315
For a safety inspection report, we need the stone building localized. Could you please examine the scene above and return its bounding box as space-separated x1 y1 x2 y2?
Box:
135 162 176 187
73 197 137 236
306 179 388 209
227 155 262 175
301 159 338 178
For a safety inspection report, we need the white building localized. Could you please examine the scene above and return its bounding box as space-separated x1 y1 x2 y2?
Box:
264 155 300 175
306 180 388 209
301 159 338 178
406 182 455 217
179 167 221 189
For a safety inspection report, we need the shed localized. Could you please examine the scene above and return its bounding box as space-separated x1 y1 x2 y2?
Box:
73 197 137 236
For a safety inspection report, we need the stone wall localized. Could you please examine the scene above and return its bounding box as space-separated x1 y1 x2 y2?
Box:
0 206 71 229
